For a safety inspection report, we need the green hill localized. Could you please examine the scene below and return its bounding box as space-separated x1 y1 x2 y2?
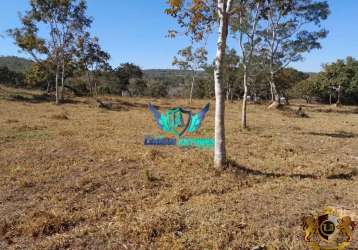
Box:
0 56 33 73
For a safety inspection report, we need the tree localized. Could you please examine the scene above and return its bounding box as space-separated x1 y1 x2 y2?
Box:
193 76 214 98
0 67 13 84
172 46 207 104
9 0 92 104
76 32 110 96
274 68 309 103
146 79 168 98
128 78 147 96
259 0 330 107
0 66 24 86
114 63 143 95
166 0 234 169
24 61 54 89
321 57 358 105
190 63 216 99
324 59 348 105
292 74 322 103
231 0 263 128
291 57 358 105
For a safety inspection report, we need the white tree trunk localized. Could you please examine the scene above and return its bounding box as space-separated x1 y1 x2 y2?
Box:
60 59 65 100
268 71 280 109
336 85 342 105
55 64 60 105
86 71 92 96
46 80 51 94
94 80 97 97
214 0 231 169
189 73 195 104
226 82 232 102
242 67 248 128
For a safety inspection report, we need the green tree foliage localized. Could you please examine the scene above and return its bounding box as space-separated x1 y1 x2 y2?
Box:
193 77 213 99
24 62 53 88
0 66 24 86
323 57 358 104
195 64 215 99
274 68 309 101
114 63 144 93
146 79 168 98
128 78 147 96
295 57 358 104
292 74 323 103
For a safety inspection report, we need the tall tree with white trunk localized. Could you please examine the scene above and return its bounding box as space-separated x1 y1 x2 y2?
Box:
166 0 234 169
231 0 263 128
258 0 330 108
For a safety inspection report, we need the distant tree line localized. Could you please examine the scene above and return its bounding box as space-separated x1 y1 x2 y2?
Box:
0 54 309 102
4 53 358 107
293 57 358 105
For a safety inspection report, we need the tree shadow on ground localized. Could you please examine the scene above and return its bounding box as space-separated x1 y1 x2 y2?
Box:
227 159 318 179
326 168 357 180
312 108 358 114
227 160 357 181
326 173 356 180
289 104 358 114
7 93 53 103
7 93 82 104
304 131 358 139
94 99 147 111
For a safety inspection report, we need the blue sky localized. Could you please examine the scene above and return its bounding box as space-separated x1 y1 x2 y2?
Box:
0 0 357 72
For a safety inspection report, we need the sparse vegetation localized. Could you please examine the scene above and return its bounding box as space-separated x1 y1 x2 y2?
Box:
0 87 357 249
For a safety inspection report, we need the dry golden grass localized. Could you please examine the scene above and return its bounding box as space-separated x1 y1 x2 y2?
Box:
0 86 357 249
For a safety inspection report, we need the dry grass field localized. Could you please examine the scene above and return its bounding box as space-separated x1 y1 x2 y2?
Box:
0 86 357 250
